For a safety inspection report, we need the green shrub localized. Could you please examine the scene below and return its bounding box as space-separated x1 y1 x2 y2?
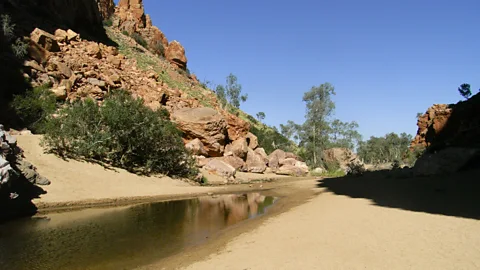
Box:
152 40 164 56
122 30 129 36
10 84 56 132
103 18 113 27
131 32 148 48
41 90 198 178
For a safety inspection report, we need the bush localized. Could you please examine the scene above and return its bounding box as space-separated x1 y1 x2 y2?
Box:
131 32 148 48
152 40 164 56
103 18 113 27
41 90 198 178
122 30 129 36
10 84 57 132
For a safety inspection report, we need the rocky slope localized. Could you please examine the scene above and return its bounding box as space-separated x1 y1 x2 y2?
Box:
6 0 308 183
410 92 480 176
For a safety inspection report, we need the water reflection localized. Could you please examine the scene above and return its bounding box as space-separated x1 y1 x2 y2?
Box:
0 193 276 270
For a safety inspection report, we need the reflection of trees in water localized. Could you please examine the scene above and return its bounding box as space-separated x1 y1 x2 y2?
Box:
0 194 276 270
194 193 272 227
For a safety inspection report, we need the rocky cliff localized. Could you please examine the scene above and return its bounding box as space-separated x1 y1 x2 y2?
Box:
410 92 480 176
5 0 307 183
411 92 480 151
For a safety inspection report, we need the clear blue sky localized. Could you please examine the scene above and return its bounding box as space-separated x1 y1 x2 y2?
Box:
119 0 479 139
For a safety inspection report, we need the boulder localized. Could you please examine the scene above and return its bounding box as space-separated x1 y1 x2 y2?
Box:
245 149 267 173
54 29 68 43
245 132 258 150
223 112 250 141
50 86 67 100
276 165 308 177
27 40 50 65
165 40 187 70
186 138 208 156
30 28 60 52
295 161 310 174
204 159 236 179
254 148 269 163
66 29 80 42
322 148 364 173
219 156 245 171
224 138 248 159
312 167 325 174
285 152 300 160
280 158 297 166
268 149 286 170
413 147 479 176
194 156 211 168
172 107 228 157
86 43 102 59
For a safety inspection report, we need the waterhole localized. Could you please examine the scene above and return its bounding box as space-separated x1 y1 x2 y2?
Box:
0 193 277 270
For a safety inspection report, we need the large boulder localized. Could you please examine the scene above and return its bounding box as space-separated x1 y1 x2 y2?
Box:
224 138 248 159
413 147 479 176
280 158 297 166
245 149 267 173
254 148 269 163
223 112 250 141
165 40 187 70
322 148 364 173
30 28 60 52
245 132 259 150
219 156 245 171
276 165 308 177
268 149 286 170
172 107 228 157
185 138 208 156
204 159 236 179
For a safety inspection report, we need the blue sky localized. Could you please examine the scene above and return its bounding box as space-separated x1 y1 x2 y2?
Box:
121 0 479 139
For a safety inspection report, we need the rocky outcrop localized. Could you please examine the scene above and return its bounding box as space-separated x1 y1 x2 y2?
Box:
172 108 228 157
413 147 479 176
268 149 286 171
223 112 250 141
411 93 480 150
165 41 187 70
114 0 187 70
322 148 364 173
97 0 115 20
185 138 208 156
219 156 245 171
1 125 50 222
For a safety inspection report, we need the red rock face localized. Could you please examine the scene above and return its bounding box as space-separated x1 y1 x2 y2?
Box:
410 93 480 150
96 0 115 20
165 41 188 70
114 0 188 70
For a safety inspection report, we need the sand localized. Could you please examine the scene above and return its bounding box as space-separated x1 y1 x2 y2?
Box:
182 188 480 270
16 135 218 208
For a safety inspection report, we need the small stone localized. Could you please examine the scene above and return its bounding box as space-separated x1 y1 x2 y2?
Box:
23 60 45 72
86 43 102 59
87 78 106 88
50 86 67 100
56 62 73 78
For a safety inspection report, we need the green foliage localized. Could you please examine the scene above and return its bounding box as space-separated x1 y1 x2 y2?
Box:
1 14 27 59
103 18 113 27
41 90 197 178
328 119 362 150
250 125 296 154
214 73 247 109
122 30 129 36
11 38 27 58
311 169 345 178
357 132 414 165
10 84 57 132
256 112 266 121
458 83 471 100
131 32 148 48
152 40 165 56
404 145 426 166
416 112 424 119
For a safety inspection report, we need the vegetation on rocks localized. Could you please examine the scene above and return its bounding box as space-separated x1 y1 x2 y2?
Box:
41 90 198 178
10 84 57 133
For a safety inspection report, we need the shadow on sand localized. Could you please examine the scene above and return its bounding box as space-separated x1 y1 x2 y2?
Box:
317 168 480 220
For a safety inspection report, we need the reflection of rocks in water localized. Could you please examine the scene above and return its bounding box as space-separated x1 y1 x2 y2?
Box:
196 193 269 227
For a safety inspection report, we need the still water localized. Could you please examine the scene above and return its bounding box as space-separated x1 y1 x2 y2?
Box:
0 193 277 270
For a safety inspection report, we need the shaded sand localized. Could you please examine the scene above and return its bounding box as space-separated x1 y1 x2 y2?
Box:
15 135 217 207
144 172 480 270
181 190 480 269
